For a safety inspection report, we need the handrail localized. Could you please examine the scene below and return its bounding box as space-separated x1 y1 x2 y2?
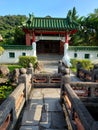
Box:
64 83 94 130
61 81 98 130
0 67 32 130
32 73 61 87
70 82 98 97
0 83 25 130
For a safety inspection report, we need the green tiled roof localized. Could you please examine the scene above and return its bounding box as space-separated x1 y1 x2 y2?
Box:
69 46 98 51
1 45 32 50
22 14 80 31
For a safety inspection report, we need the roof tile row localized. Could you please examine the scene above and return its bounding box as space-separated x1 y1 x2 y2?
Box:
22 16 80 31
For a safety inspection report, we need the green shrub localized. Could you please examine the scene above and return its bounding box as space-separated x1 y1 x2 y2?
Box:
8 64 22 72
70 59 79 68
19 56 37 68
80 59 93 70
70 59 94 71
0 85 14 99
0 46 4 55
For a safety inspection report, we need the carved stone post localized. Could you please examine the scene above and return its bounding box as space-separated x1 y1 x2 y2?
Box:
58 60 62 73
18 68 28 102
27 63 34 75
60 63 70 103
90 87 95 97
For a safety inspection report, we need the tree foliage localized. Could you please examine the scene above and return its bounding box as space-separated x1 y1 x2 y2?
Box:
0 15 27 45
0 46 4 55
69 8 98 46
0 9 98 46
67 7 78 21
14 27 25 45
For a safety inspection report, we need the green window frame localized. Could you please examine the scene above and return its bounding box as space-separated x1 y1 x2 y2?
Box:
22 52 26 56
84 54 90 59
9 52 15 58
74 53 77 58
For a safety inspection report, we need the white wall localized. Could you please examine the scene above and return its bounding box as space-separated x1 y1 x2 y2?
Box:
0 50 34 64
0 49 98 64
68 50 98 61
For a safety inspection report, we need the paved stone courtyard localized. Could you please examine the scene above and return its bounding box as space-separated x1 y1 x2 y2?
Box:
19 88 68 130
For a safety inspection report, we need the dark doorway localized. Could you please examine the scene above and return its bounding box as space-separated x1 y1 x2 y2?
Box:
37 40 60 54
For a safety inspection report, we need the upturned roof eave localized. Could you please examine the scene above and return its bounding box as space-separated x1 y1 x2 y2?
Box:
22 16 80 32
22 26 79 32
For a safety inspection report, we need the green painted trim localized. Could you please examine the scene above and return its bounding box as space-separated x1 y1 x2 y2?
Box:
1 45 32 50
69 46 98 51
1 45 98 51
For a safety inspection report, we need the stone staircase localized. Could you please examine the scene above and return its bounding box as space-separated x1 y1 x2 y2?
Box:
37 54 63 72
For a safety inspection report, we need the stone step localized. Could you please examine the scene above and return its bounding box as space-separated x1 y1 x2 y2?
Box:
37 54 63 61
39 60 58 64
38 61 59 66
20 126 67 130
37 54 63 69
44 129 67 130
19 126 39 130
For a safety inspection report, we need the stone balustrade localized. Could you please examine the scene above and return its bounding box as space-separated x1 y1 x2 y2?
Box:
0 65 33 130
76 65 98 82
0 83 25 130
32 73 61 88
71 82 98 97
0 61 98 130
60 74 98 130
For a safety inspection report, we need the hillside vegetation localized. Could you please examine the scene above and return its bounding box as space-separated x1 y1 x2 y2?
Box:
0 15 27 45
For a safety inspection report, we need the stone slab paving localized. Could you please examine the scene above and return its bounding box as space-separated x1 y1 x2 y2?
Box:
44 129 67 130
19 88 68 130
20 126 39 130
21 109 42 126
44 99 62 112
41 88 60 98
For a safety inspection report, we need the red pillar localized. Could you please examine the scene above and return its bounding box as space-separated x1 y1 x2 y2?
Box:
65 33 69 43
32 31 35 42
60 40 64 54
26 33 31 46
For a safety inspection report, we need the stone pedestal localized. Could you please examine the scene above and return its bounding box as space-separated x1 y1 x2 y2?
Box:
62 43 71 68
32 42 36 57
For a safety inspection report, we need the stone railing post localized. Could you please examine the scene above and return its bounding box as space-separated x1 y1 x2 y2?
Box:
58 60 62 73
18 68 28 102
27 63 34 75
91 86 96 97
60 62 70 84
60 64 70 103
58 61 70 76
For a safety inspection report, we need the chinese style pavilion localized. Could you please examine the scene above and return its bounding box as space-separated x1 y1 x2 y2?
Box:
22 14 80 54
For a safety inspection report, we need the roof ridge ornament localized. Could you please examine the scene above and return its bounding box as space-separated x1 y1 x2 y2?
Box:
26 13 34 27
22 11 80 31
45 15 52 18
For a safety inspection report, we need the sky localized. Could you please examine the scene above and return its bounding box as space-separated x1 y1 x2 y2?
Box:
0 0 98 17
